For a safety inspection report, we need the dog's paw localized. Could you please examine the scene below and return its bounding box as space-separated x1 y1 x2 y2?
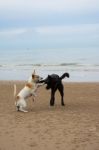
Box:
61 103 65 106
19 108 28 113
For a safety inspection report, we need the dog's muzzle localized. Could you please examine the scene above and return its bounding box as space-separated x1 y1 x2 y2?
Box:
36 77 43 83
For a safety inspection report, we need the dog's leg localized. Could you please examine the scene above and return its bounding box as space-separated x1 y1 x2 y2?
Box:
58 84 65 106
15 101 20 111
32 95 35 102
16 105 20 111
50 85 58 106
18 99 28 112
32 92 37 97
30 93 36 102
50 89 55 106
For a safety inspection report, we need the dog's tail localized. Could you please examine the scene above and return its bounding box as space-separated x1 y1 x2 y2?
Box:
60 72 70 80
14 84 17 97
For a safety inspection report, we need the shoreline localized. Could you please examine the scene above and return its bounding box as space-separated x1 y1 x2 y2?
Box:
0 80 99 83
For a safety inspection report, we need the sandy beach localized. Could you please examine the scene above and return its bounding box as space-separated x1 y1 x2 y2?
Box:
0 81 99 150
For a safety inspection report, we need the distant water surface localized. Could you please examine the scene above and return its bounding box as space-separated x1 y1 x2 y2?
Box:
0 48 99 81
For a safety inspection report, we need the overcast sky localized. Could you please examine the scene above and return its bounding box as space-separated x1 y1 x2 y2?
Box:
0 0 99 50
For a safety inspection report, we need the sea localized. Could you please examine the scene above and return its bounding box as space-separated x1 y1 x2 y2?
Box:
0 48 99 82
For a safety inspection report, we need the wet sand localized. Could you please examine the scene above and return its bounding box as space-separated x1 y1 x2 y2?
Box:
0 81 99 150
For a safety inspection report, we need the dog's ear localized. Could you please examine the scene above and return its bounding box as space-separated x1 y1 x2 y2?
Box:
32 74 35 79
48 75 51 79
32 70 36 78
33 70 35 75
48 75 50 78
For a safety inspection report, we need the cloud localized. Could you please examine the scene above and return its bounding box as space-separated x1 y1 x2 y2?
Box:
0 23 98 49
0 23 98 38
0 0 99 19
0 0 98 49
35 24 99 36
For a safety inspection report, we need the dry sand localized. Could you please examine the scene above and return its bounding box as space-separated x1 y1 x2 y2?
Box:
0 81 99 150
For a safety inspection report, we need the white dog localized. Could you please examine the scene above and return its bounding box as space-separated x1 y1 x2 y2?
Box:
14 70 43 112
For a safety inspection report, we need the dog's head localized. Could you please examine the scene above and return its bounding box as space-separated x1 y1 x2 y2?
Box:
39 74 61 90
32 70 43 83
43 75 57 90
29 70 43 83
44 75 52 89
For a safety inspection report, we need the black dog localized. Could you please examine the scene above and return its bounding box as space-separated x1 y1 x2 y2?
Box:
39 72 69 106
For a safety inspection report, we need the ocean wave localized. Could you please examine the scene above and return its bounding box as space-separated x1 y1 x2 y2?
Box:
1 63 99 71
0 65 3 67
17 64 41 67
16 63 99 67
60 63 78 66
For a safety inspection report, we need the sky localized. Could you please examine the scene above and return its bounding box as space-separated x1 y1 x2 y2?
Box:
0 0 99 50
